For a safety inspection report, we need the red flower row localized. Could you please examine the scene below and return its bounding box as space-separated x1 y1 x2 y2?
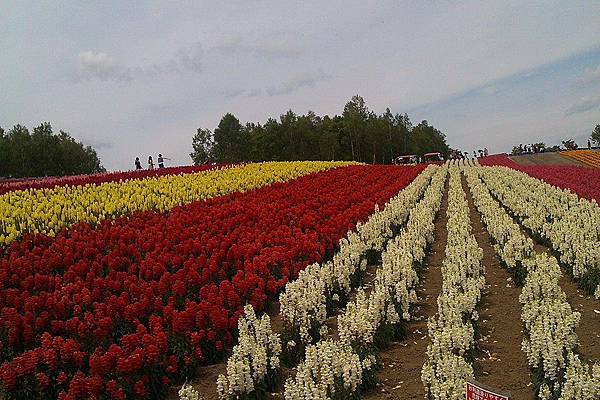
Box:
478 154 600 202
0 165 424 399
0 164 223 195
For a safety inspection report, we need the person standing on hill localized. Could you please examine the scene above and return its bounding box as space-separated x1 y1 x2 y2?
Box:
134 157 142 170
148 156 154 169
157 154 171 168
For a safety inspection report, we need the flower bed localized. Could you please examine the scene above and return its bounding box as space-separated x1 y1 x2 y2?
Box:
283 165 448 399
476 166 600 298
0 164 424 400
464 163 600 399
421 163 484 399
0 165 224 195
478 153 600 202
0 161 350 246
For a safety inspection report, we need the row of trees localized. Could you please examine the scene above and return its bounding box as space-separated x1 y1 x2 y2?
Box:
0 123 105 178
191 95 450 164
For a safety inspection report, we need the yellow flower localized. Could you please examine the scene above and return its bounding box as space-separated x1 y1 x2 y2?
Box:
0 161 354 246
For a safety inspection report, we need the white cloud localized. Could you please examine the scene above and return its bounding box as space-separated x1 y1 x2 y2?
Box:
566 96 600 115
78 51 131 82
75 45 203 83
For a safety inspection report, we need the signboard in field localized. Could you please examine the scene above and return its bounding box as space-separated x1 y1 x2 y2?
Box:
466 378 511 400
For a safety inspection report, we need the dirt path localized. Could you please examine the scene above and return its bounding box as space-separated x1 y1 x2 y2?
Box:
362 180 449 399
462 175 534 400
509 152 585 167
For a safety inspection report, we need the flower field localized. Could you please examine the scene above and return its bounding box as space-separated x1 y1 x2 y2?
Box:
560 150 600 168
479 154 600 202
1 160 599 400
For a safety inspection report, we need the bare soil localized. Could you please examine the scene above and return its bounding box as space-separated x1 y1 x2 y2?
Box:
509 152 585 167
462 175 534 400
362 180 449 399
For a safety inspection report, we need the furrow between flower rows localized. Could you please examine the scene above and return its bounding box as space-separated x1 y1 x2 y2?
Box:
464 164 599 399
0 161 351 246
212 165 439 399
283 164 448 399
421 162 484 400
0 164 423 400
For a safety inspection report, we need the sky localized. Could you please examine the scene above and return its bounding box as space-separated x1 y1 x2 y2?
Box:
1 1 600 171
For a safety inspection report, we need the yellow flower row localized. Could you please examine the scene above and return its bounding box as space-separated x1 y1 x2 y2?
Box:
0 161 354 246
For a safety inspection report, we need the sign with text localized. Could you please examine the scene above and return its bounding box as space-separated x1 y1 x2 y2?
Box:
466 378 511 400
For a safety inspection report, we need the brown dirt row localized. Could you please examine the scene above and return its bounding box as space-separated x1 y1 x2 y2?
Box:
362 179 449 399
461 174 534 400
509 152 585 167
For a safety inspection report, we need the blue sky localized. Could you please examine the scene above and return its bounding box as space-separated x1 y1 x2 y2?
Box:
1 1 600 170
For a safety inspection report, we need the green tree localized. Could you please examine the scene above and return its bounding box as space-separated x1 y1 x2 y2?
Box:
212 113 245 163
342 95 369 161
0 123 104 178
190 127 214 164
193 95 450 165
591 125 600 147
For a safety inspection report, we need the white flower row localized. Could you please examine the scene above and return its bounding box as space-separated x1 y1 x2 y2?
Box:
284 165 449 399
520 253 599 399
216 305 282 399
464 165 599 399
338 165 448 350
463 166 533 282
421 165 484 400
283 339 375 400
476 166 600 297
279 165 439 345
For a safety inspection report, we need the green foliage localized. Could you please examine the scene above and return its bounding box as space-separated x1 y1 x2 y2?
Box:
190 127 214 165
212 113 246 163
592 124 600 147
0 122 105 178
195 95 449 164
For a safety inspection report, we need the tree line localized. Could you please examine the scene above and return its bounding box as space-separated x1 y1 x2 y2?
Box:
191 95 449 165
0 123 105 178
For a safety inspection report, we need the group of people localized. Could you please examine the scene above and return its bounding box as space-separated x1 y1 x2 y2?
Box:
134 154 170 170
449 148 488 160
517 143 544 154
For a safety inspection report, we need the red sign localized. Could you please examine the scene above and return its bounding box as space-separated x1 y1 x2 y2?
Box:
466 378 511 400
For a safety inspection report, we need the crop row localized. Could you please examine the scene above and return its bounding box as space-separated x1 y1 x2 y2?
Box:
561 150 600 168
476 166 600 298
0 161 350 245
478 154 600 202
215 165 439 399
0 165 222 196
464 164 599 399
0 164 423 400
421 163 484 399
283 165 448 399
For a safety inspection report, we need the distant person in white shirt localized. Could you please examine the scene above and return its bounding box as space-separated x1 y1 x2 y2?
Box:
148 156 154 169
